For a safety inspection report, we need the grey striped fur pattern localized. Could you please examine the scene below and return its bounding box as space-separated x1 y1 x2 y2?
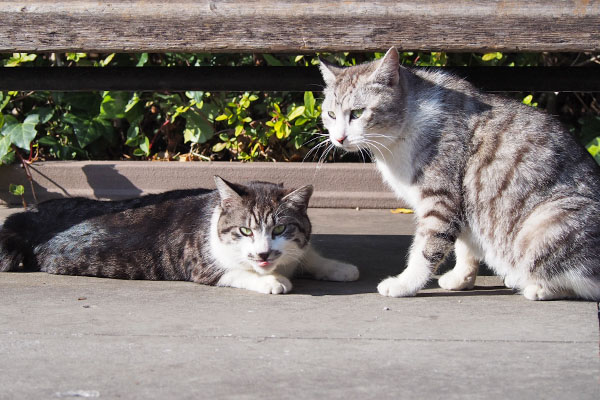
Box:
0 176 359 294
319 48 600 300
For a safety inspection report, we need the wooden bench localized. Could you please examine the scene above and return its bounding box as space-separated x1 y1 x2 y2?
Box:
1 0 599 92
0 0 599 207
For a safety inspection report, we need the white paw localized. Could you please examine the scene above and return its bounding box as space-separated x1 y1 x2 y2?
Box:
504 275 520 289
522 284 569 301
319 261 360 282
438 269 476 291
377 276 419 297
255 275 292 295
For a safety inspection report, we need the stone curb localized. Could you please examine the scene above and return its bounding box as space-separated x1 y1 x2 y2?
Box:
0 161 402 208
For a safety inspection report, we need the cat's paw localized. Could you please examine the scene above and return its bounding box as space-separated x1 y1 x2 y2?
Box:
522 284 571 301
318 261 360 282
377 276 419 297
255 275 292 295
503 275 520 289
438 269 476 291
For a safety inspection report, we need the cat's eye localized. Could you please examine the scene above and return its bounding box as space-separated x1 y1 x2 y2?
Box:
239 227 253 237
350 108 364 120
272 224 286 236
327 111 336 119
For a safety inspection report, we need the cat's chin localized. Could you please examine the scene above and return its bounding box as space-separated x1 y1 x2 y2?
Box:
251 262 278 275
330 141 360 153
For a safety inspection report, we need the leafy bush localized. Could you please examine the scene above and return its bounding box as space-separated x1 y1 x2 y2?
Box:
0 52 599 165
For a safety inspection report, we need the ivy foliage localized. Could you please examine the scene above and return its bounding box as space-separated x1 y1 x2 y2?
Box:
0 52 598 164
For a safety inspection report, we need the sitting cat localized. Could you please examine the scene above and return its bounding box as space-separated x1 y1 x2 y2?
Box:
319 47 600 300
0 176 359 294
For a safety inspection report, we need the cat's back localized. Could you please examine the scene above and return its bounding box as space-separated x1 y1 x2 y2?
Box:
1 188 215 248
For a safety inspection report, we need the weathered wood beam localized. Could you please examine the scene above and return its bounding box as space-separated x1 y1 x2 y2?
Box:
0 1 599 53
0 66 598 92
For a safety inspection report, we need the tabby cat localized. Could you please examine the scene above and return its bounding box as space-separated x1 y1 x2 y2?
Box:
0 176 359 294
319 47 600 300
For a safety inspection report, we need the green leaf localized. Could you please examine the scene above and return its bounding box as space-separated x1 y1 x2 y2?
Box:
183 110 215 144
482 52 502 62
212 142 228 152
0 92 11 111
136 53 149 67
34 107 54 124
234 125 244 136
522 95 533 105
0 135 12 160
99 53 115 67
53 92 102 116
137 136 150 156
294 117 309 126
63 114 107 148
262 54 283 66
0 113 4 131
215 114 229 121
586 137 600 165
185 91 205 104
100 92 128 119
9 184 24 196
37 136 59 146
287 106 305 121
304 92 315 115
3 114 39 150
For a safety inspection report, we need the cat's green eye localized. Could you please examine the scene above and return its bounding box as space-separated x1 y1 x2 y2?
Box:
272 224 286 236
239 227 253 237
350 108 364 120
327 111 336 119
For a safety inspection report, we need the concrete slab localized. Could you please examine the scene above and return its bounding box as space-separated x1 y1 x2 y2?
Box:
0 208 598 400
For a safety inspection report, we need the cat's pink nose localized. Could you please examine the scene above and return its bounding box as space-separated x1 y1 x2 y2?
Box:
335 135 346 144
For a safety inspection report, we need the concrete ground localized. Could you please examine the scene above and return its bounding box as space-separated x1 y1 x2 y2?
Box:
0 207 598 399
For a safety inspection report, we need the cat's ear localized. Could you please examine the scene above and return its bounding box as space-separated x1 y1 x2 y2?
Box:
282 184 314 211
214 176 243 209
370 47 400 86
319 58 343 87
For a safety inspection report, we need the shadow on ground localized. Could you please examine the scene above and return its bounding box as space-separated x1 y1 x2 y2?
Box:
294 234 513 297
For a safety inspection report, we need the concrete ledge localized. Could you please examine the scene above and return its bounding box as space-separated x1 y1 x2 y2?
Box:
0 161 401 208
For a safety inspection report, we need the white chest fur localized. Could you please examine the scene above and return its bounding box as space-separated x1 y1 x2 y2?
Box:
375 157 421 211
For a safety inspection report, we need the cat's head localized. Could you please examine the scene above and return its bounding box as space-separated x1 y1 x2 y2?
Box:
213 176 313 275
319 47 404 155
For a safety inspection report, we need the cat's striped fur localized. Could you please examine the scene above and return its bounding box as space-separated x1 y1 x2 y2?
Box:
319 48 600 300
0 176 359 294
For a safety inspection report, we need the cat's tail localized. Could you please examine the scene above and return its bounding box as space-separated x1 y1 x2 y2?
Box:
0 212 38 272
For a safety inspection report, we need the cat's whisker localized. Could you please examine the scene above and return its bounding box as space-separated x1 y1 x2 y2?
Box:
362 138 394 158
316 142 335 166
303 139 330 163
359 139 388 161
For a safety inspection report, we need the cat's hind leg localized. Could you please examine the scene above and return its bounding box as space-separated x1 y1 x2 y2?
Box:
300 245 360 282
438 234 479 291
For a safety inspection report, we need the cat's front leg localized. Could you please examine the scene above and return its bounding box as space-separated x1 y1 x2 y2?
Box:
378 214 459 297
217 269 292 294
300 245 360 282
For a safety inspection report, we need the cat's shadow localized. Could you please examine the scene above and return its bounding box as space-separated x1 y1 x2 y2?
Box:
299 234 515 297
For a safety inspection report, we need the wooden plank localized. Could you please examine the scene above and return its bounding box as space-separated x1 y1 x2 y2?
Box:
0 66 599 92
0 1 599 53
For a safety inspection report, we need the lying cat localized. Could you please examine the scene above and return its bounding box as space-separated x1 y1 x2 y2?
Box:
319 47 600 300
0 176 359 294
